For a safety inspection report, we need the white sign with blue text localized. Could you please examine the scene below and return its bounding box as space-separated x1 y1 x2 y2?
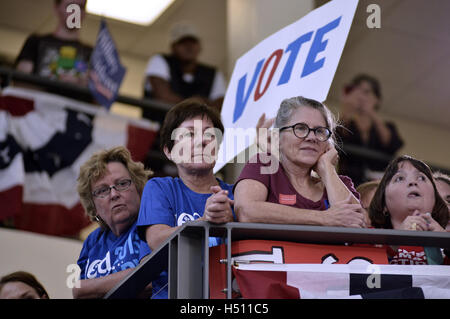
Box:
214 0 358 172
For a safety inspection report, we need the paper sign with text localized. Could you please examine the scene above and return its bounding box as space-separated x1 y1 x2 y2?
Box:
214 0 358 172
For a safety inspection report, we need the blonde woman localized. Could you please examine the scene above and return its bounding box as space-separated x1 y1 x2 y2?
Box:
73 146 152 298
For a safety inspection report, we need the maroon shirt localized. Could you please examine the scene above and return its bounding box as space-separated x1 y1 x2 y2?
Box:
234 154 360 211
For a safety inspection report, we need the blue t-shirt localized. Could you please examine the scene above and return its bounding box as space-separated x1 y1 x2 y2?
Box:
137 176 234 298
77 221 142 280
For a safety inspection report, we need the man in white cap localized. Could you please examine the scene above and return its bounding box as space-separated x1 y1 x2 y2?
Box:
143 23 226 113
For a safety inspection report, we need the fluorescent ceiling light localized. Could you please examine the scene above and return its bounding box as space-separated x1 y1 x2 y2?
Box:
86 0 175 26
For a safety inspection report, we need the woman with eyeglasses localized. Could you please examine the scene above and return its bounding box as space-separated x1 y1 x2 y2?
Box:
73 146 153 298
234 96 366 228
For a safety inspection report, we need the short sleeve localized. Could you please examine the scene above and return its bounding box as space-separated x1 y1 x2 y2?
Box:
137 179 175 241
15 35 39 67
76 244 89 280
145 54 170 80
76 231 98 280
233 154 276 194
138 240 152 262
209 70 226 101
339 175 361 200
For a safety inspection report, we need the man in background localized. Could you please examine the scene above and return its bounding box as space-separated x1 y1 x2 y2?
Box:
143 23 226 114
142 23 227 177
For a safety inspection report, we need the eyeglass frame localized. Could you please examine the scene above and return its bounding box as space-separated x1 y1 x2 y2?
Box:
92 179 133 198
279 122 332 141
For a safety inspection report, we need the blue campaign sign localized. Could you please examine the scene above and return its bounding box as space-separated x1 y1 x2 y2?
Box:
89 20 126 109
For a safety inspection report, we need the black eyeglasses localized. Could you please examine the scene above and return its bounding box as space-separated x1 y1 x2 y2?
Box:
92 179 132 198
279 122 331 142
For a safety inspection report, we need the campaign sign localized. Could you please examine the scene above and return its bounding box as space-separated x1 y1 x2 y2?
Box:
214 0 358 172
89 20 126 109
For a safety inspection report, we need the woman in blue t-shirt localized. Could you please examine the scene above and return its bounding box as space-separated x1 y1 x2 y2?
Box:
73 146 153 298
137 99 236 298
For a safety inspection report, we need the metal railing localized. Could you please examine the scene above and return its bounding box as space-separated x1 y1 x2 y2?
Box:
0 66 172 114
104 221 450 299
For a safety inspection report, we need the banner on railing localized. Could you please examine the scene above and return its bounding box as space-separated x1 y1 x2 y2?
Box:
209 239 388 299
0 87 158 236
233 263 450 299
214 0 358 172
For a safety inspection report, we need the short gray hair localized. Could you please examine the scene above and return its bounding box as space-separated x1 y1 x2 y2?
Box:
274 96 337 145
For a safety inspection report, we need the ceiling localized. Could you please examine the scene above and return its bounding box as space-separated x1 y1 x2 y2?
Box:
0 0 449 130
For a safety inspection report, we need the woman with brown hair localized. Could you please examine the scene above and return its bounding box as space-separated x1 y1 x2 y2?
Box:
137 98 235 298
0 271 49 299
369 155 448 264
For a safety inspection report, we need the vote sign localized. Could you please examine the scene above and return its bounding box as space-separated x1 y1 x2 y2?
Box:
214 0 358 172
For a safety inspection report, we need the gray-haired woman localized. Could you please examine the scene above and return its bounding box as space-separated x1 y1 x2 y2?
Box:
234 96 366 228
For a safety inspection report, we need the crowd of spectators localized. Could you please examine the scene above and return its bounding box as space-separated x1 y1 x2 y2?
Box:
1 0 449 300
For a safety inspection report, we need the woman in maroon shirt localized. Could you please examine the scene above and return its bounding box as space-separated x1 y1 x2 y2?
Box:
233 96 366 228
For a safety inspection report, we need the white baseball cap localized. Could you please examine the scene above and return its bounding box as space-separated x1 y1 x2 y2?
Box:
170 23 200 44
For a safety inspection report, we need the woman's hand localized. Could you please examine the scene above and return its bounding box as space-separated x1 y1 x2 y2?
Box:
203 186 235 224
315 144 339 179
422 212 446 232
255 113 275 153
322 195 367 228
399 211 429 231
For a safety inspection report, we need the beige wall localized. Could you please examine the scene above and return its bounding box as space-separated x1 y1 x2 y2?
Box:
0 228 83 299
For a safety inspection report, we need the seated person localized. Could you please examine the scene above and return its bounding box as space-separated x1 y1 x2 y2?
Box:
433 171 450 231
73 146 153 298
434 172 450 208
234 96 366 228
368 155 448 264
356 180 379 209
0 271 49 299
142 23 226 112
137 99 234 298
15 0 92 87
434 172 450 263
356 180 380 227
141 23 226 177
337 74 404 186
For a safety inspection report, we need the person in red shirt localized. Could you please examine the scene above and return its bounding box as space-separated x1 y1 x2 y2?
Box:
233 96 366 228
369 155 448 264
